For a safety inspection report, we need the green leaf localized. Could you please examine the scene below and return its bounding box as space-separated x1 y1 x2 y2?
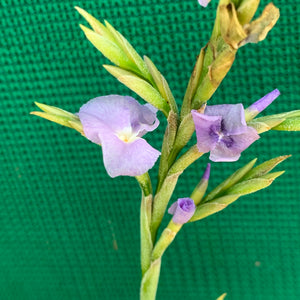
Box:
204 158 257 202
190 203 227 222
243 155 290 180
79 25 135 69
190 195 240 222
104 21 152 80
75 7 115 41
168 145 203 175
260 171 285 180
181 48 205 118
144 56 178 113
140 194 153 275
140 259 161 300
226 178 273 195
157 111 178 191
33 102 78 120
31 103 83 134
272 117 300 131
248 118 285 133
216 293 227 300
104 65 170 116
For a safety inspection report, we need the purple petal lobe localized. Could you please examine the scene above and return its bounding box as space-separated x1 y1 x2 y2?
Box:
100 132 160 177
210 127 259 162
78 95 160 177
191 110 222 153
168 198 196 224
205 104 247 135
248 89 280 114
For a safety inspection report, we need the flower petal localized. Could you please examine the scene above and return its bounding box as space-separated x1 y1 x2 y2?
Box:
210 126 259 162
100 132 160 177
198 0 211 7
79 95 159 141
205 104 247 135
191 110 222 153
168 198 196 224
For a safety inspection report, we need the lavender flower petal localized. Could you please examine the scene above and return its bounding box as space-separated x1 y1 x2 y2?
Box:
247 89 280 115
210 127 259 162
100 132 160 177
205 104 247 135
168 198 196 224
191 110 222 153
198 0 211 7
78 95 160 177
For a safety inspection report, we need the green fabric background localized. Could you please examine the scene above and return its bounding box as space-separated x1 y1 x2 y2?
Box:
1 0 300 299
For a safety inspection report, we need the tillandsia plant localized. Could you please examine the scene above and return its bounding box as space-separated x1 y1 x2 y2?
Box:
31 0 300 299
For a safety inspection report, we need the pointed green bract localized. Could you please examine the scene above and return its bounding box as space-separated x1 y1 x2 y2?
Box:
226 178 275 196
31 102 83 134
248 118 285 133
75 7 115 41
204 158 257 202
243 155 290 180
260 171 285 180
104 65 170 116
181 48 205 118
144 56 178 113
140 258 161 300
157 111 178 192
216 293 227 300
272 117 300 131
79 25 136 69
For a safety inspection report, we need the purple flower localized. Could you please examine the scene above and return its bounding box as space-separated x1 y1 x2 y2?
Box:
198 0 211 7
245 89 280 120
78 95 160 177
192 104 259 162
168 198 196 224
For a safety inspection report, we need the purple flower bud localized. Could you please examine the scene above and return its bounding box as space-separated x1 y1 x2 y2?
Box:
78 95 160 177
202 163 211 180
192 104 259 162
246 89 280 119
168 198 196 224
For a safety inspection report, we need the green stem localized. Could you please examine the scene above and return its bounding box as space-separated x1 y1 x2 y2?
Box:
136 173 154 275
140 258 162 300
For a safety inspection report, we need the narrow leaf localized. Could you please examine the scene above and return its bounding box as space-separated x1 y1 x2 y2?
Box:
189 203 227 222
140 259 161 300
104 21 152 80
144 56 178 113
216 293 227 300
140 194 153 275
272 117 300 131
260 171 285 180
204 158 257 202
75 7 115 41
33 102 78 120
243 155 290 180
31 112 76 129
104 65 170 116
226 178 273 196
79 25 135 69
189 195 240 222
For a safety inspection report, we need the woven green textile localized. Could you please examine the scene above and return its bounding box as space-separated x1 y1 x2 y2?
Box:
1 0 300 299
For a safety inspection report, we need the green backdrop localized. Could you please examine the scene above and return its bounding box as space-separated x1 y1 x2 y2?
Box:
1 0 300 299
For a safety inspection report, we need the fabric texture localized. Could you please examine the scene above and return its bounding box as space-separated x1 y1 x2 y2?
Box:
1 0 300 299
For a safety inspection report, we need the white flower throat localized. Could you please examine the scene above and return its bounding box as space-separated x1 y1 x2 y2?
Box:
117 127 139 143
